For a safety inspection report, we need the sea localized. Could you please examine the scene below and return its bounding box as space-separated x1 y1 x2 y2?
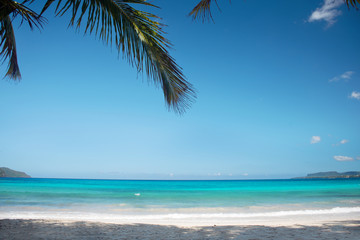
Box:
1 178 360 223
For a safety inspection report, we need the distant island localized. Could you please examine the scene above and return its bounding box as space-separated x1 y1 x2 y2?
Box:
0 167 31 178
294 171 360 179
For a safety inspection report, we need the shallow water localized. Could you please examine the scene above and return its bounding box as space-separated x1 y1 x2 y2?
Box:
1 178 360 220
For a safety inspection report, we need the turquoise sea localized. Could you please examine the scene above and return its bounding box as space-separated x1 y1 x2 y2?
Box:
1 178 360 221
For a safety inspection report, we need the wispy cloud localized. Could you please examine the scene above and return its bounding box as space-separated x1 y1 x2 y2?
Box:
308 0 344 27
333 155 354 161
329 71 355 82
357 156 360 161
341 71 355 79
349 91 360 100
333 139 349 146
311 136 321 144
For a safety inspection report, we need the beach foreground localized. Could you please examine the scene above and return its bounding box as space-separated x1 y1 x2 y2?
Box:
1 218 360 240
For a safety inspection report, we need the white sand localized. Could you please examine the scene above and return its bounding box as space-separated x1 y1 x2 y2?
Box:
1 214 360 240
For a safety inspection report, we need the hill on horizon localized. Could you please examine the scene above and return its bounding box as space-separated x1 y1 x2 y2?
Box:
0 167 31 178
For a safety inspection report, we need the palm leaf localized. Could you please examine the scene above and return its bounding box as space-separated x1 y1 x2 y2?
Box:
189 0 220 22
40 0 195 113
0 16 20 80
0 0 44 29
0 0 44 80
345 0 360 8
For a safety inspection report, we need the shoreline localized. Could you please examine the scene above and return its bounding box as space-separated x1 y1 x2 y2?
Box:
2 210 360 227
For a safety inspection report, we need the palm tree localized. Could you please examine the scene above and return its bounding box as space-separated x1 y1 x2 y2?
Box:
0 0 195 113
189 0 360 21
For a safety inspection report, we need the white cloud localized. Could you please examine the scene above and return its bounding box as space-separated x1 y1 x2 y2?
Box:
357 156 360 161
333 139 349 146
309 0 343 27
333 155 354 161
311 136 321 144
350 91 360 100
329 71 355 82
341 71 354 79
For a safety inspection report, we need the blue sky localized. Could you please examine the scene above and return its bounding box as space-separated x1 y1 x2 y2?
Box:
0 0 359 179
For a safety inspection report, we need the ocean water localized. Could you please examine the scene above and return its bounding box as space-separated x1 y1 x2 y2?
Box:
1 178 360 221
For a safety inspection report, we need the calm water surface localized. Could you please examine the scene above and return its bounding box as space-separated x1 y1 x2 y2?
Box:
1 178 360 219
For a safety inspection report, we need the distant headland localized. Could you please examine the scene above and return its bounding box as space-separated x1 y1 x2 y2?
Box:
294 171 360 179
0 167 31 178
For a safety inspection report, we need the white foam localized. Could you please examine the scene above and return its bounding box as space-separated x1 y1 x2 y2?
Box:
2 207 360 222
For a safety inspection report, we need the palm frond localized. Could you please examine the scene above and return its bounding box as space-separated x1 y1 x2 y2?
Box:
189 0 218 22
41 0 195 113
345 0 360 8
0 0 44 30
0 16 20 80
0 0 44 81
189 0 226 22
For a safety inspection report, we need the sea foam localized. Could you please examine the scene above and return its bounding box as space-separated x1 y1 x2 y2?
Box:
2 207 360 222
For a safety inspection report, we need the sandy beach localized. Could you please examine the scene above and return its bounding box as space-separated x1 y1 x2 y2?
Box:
1 216 360 240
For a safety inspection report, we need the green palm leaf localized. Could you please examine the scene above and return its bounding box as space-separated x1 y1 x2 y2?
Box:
0 0 43 80
189 0 219 22
39 0 195 113
0 0 43 29
0 16 20 80
0 0 44 80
